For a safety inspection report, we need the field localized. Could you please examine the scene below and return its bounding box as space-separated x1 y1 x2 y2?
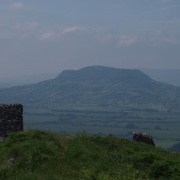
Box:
23 107 180 149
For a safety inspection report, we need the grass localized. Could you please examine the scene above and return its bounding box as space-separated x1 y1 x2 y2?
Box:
0 129 180 180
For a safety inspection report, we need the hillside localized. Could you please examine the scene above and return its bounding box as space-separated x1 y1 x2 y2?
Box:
0 66 180 111
0 129 180 180
141 69 180 87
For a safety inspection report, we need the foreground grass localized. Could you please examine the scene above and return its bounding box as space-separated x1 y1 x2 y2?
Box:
0 130 180 180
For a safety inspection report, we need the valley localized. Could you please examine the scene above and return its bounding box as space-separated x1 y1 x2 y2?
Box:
23 107 180 149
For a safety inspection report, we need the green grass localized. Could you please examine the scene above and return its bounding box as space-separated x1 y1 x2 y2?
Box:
0 130 180 179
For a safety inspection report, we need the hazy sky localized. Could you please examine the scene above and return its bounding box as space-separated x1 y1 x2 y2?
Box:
0 0 180 77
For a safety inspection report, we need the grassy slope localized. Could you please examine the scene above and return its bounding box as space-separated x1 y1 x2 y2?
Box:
0 130 180 180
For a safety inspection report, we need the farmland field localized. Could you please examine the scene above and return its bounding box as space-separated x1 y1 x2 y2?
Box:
23 107 180 149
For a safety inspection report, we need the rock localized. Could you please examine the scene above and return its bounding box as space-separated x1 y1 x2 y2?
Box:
6 157 16 168
0 136 5 142
9 157 15 164
133 132 155 146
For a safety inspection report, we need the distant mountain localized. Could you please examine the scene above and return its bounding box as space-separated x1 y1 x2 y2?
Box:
0 66 180 111
0 72 59 88
141 69 180 87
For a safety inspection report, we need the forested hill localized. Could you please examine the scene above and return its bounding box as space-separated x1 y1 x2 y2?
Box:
0 66 180 111
56 66 153 84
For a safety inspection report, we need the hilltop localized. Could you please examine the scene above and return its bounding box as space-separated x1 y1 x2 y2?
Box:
0 129 180 180
0 66 180 111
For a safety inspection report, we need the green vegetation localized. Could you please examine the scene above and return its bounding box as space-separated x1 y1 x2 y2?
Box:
0 129 180 180
1 66 180 149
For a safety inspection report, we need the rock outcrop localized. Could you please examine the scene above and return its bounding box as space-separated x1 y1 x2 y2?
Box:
133 132 155 146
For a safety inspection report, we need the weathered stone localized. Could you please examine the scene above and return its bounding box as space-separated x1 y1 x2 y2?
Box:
0 104 23 139
133 132 155 146
6 157 16 168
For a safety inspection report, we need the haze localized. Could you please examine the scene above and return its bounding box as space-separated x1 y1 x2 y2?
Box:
0 0 180 78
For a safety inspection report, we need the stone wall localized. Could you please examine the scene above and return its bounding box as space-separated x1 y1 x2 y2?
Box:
0 104 23 139
133 132 155 146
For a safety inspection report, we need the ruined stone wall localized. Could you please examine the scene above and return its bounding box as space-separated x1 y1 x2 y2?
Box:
0 104 23 138
133 132 155 146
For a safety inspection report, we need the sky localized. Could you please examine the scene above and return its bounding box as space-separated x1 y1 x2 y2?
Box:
0 0 180 77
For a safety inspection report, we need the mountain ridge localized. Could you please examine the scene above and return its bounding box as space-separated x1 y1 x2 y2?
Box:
0 66 180 111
